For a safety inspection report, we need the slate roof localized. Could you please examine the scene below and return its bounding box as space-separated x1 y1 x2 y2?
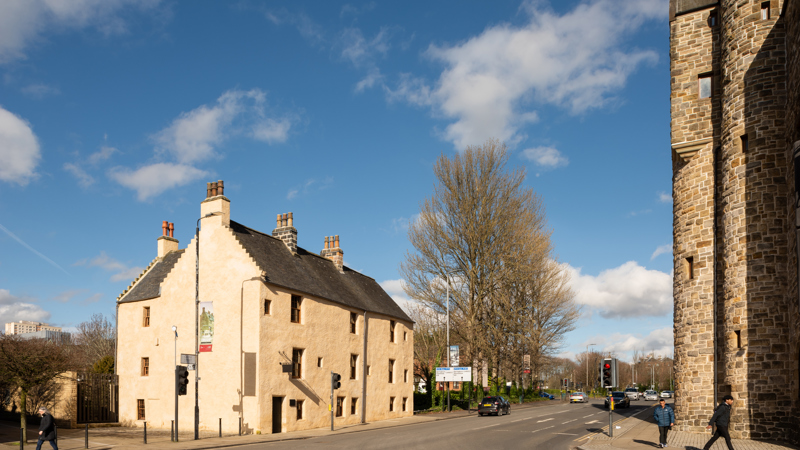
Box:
118 250 185 303
229 220 412 323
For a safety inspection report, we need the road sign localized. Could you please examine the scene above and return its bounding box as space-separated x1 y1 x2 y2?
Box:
449 346 459 367
436 367 472 382
187 364 195 371
181 354 196 365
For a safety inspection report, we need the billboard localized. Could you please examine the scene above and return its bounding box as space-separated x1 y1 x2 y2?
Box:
436 367 472 382
199 301 214 352
449 345 459 367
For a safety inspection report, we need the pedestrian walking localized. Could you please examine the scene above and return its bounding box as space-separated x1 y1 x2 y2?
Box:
703 395 735 450
36 406 58 450
653 398 675 448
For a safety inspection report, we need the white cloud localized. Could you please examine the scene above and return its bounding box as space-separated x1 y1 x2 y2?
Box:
390 0 662 149
286 177 334 200
650 244 672 260
252 118 291 143
566 261 672 319
53 289 87 303
591 328 674 360
658 191 672 203
88 146 118 165
379 279 418 314
0 106 40 185
21 83 60 98
64 162 95 187
0 0 161 64
74 251 144 283
521 146 568 168
0 289 50 323
338 27 391 92
109 162 208 201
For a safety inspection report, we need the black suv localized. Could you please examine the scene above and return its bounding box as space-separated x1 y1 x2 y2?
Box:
478 396 511 416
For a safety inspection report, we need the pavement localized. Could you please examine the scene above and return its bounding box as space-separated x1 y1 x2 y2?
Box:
0 399 556 450
576 403 800 450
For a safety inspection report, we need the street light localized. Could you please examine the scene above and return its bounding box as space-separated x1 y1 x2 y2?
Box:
195 212 219 440
172 325 177 442
586 344 595 396
444 272 457 413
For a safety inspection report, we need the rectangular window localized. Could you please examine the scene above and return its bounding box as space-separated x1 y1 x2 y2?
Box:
686 257 694 280
404 331 407 341
137 399 145 420
351 398 358 415
741 134 749 152
367 365 371 376
389 359 394 383
389 397 395 412
699 74 712 99
292 348 303 379
389 320 395 342
350 354 358 380
264 299 271 315
141 357 149 376
336 397 344 417
404 369 408 383
317 357 323 368
350 312 357 334
143 307 150 327
709 10 717 26
735 330 742 348
402 397 407 412
291 295 302 323
761 2 770 20
296 400 304 420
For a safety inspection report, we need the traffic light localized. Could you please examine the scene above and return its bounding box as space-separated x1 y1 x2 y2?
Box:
176 365 189 396
601 359 613 388
331 372 341 390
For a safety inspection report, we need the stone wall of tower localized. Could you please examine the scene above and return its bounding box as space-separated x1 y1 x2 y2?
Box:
672 0 799 444
670 2 720 432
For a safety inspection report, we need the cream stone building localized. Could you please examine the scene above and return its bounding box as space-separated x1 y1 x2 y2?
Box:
116 180 414 435
670 0 799 444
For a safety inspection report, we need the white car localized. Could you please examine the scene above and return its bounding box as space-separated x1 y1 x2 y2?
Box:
624 387 640 401
660 390 673 398
570 392 588 403
644 390 658 401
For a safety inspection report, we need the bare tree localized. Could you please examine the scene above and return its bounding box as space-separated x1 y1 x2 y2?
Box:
73 313 116 370
407 303 447 401
401 139 578 388
0 335 69 442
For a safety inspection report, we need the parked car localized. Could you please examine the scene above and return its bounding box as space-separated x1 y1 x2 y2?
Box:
604 391 631 409
570 391 589 403
539 391 555 400
624 387 640 401
660 390 673 398
478 396 511 416
644 390 659 401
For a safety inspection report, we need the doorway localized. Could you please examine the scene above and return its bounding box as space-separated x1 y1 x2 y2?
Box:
272 396 283 433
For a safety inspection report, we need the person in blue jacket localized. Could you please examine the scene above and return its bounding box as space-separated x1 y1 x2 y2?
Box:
653 398 675 448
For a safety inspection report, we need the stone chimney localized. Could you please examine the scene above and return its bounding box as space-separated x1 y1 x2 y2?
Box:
273 212 297 255
200 180 230 227
321 235 344 272
157 221 179 257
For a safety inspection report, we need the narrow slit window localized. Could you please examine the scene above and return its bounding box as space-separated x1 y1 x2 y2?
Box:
291 295 302 323
264 299 271 315
741 134 749 152
699 74 712 99
389 359 394 383
143 307 150 327
402 397 407 412
350 312 357 334
317 357 323 368
296 400 304 420
389 397 395 412
686 257 694 280
141 357 149 376
137 399 145 420
404 369 408 383
390 320 396 342
336 397 344 417
350 354 358 380
292 348 303 379
761 2 770 20
351 398 358 415
709 10 718 27
735 330 742 348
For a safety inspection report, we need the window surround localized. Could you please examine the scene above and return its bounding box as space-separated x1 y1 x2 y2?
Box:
698 73 712 99
137 399 145 420
291 295 302 324
141 357 149 376
292 348 304 379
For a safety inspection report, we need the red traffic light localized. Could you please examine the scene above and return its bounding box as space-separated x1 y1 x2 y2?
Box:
604 363 611 369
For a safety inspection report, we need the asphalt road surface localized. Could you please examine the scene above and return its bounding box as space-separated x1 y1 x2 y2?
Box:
228 399 656 450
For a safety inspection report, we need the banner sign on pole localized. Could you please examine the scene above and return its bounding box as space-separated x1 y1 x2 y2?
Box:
449 345 459 367
199 301 214 352
436 367 472 382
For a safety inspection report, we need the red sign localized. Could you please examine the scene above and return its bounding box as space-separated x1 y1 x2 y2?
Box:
523 370 530 373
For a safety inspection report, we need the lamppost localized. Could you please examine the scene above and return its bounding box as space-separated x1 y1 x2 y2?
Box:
172 325 177 442
195 212 218 440
586 343 595 396
444 272 456 413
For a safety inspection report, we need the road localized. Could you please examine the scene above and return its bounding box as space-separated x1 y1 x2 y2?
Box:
228 398 657 450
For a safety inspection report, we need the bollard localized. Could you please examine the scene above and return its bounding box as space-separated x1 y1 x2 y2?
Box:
219 418 221 438
239 417 241 436
85 423 89 449
171 420 174 442
143 422 147 444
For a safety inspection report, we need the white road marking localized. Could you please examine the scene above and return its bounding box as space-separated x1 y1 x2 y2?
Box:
537 418 554 423
531 426 554 433
554 432 578 436
586 420 600 424
562 419 577 424
474 423 503 430
583 414 595 418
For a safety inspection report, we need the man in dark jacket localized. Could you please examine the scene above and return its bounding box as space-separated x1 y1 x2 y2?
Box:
36 407 58 450
653 398 675 447
703 395 734 450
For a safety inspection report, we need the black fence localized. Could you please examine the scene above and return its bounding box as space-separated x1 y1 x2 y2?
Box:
76 372 118 424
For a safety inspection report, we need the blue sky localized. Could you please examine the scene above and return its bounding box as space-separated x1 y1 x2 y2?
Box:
0 0 673 363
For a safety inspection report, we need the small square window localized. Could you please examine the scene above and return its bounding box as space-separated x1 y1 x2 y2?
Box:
137 399 146 420
143 307 150 327
141 357 149 376
296 400 304 420
351 398 358 415
761 2 770 20
264 299 271 315
699 74 712 99
317 357 323 368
